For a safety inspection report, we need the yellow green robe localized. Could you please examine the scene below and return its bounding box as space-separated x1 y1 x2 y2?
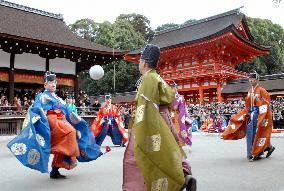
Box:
133 69 184 191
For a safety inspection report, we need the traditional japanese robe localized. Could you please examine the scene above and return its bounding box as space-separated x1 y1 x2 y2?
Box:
123 69 185 191
208 116 226 133
200 116 213 132
67 103 77 114
172 92 193 146
91 103 128 146
222 84 273 158
7 90 102 173
192 119 198 132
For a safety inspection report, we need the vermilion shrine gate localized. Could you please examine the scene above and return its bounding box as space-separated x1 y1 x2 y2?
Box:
125 8 270 104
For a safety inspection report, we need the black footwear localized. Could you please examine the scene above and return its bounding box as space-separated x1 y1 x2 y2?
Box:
248 155 262 162
185 176 197 191
50 167 66 179
248 157 254 162
121 143 126 147
50 173 66 179
265 146 275 158
253 155 262 161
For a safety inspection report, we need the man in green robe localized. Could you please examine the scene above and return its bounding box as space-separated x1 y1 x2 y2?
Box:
123 44 196 191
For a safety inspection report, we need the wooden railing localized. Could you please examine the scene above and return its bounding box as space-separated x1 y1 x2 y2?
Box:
0 116 24 135
0 106 98 135
160 64 247 80
0 106 98 116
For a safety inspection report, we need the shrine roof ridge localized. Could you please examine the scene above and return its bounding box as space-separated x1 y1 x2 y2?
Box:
155 7 244 36
228 73 284 84
0 0 63 20
222 74 284 94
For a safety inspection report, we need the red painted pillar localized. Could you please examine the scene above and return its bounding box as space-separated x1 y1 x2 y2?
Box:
209 89 213 102
217 85 222 103
192 92 195 104
199 86 204 105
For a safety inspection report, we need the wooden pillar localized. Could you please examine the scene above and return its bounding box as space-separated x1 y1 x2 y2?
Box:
199 86 204 105
74 62 79 101
45 58 49 71
192 91 196 104
209 89 213 102
217 85 222 103
8 53 15 103
184 94 189 103
224 96 227 103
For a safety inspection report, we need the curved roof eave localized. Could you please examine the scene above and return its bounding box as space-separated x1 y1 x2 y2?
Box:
126 24 270 56
230 26 271 52
0 33 127 56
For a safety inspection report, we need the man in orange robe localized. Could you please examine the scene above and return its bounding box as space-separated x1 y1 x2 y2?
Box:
222 71 275 161
91 94 128 146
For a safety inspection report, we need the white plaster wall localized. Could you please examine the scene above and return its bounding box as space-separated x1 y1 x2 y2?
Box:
15 53 45 71
184 84 190 88
0 49 10 67
192 83 199 88
50 58 75 75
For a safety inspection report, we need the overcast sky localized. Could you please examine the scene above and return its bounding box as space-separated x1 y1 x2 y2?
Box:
7 0 284 29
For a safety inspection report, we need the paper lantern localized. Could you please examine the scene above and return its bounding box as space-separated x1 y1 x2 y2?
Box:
89 65 104 80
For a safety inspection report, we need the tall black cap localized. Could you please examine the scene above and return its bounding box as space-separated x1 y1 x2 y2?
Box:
141 44 160 67
44 71 56 82
249 70 259 79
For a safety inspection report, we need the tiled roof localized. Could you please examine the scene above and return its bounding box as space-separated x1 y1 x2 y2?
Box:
222 74 284 94
0 1 123 54
128 8 268 55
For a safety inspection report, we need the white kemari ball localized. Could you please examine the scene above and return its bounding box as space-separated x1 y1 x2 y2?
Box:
89 65 104 80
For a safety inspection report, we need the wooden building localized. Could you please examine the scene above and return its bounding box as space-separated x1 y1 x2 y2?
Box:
0 0 124 101
125 8 270 104
222 73 284 101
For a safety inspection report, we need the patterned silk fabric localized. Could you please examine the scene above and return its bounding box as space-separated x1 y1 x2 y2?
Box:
7 90 102 173
90 103 128 144
172 92 193 146
222 85 273 157
133 70 184 191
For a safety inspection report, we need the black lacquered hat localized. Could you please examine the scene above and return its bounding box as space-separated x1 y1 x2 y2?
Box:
249 70 259 79
44 71 56 82
141 44 160 65
105 94 111 100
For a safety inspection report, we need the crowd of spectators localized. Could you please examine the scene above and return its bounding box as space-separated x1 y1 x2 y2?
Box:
271 97 284 129
187 98 284 129
0 88 93 116
0 86 283 129
0 88 39 115
187 100 244 128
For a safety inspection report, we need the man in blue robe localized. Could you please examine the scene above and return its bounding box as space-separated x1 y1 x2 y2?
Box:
7 71 102 179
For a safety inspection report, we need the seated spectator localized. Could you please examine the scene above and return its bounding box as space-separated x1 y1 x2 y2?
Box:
66 96 77 114
92 99 101 112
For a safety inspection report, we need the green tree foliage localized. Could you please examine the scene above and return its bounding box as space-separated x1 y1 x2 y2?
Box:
236 17 284 75
156 23 180 32
155 19 197 33
116 13 155 42
183 19 197 25
69 15 148 96
96 20 145 50
85 61 140 95
68 19 98 42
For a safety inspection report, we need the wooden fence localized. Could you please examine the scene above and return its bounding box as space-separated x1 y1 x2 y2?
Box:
0 106 97 135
